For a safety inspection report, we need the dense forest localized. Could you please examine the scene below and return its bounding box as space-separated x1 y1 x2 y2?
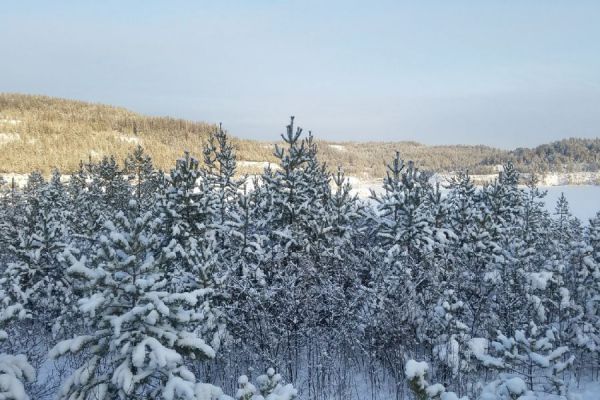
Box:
1 93 598 178
0 118 599 399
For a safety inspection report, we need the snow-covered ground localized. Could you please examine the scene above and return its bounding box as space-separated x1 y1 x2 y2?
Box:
431 171 600 186
328 144 347 152
116 133 142 144
572 380 600 400
238 160 281 170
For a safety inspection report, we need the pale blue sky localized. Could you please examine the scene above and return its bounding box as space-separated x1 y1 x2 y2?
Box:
1 1 599 147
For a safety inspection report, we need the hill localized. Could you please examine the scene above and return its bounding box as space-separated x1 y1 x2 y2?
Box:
0 93 598 178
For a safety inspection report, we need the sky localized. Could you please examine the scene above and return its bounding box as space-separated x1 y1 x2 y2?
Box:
1 1 599 148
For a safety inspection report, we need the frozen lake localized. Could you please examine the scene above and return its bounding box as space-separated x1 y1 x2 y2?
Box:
353 180 599 223
542 185 599 223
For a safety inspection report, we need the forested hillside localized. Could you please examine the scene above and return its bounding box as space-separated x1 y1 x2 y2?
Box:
483 138 600 173
0 118 599 399
1 93 598 178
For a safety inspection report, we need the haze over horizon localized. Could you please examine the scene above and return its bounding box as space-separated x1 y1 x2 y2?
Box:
1 1 599 148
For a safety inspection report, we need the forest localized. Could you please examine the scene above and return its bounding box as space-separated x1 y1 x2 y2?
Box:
0 118 599 400
1 93 599 178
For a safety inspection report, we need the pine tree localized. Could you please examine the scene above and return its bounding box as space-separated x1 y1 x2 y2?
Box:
431 289 471 390
0 282 35 400
5 171 73 336
124 145 159 214
551 193 583 257
368 152 437 366
476 322 574 397
159 152 221 292
445 171 498 336
66 160 105 247
202 125 243 236
51 199 220 399
236 369 297 400
482 164 528 334
93 155 131 213
371 153 434 265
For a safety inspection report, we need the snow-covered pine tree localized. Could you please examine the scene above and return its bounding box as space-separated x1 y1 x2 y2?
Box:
5 170 73 336
404 359 461 400
444 171 501 338
431 288 471 393
236 118 337 383
92 155 132 214
367 152 438 389
124 145 159 214
323 166 366 337
202 125 244 240
515 176 557 339
543 194 586 356
159 152 221 292
425 181 454 265
235 368 297 400
580 211 600 372
0 171 78 397
370 152 435 265
484 162 524 238
0 283 35 400
200 125 246 316
66 160 105 251
51 199 220 399
0 177 22 257
589 212 600 265
159 152 227 388
23 171 45 197
558 199 600 374
256 118 332 271
481 163 528 334
519 175 551 265
475 322 574 398
446 171 477 248
552 193 583 257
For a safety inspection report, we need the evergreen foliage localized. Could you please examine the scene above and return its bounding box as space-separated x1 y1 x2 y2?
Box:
0 119 598 399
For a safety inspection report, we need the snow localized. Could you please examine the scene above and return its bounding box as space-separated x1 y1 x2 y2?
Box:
112 361 134 394
194 382 232 400
163 374 196 400
0 354 35 400
117 134 142 144
328 144 346 152
0 118 22 125
266 383 298 400
175 335 216 359
238 161 281 171
528 271 553 290
405 359 428 380
426 383 445 397
468 338 489 358
132 337 182 369
0 133 20 145
572 380 600 400
440 393 461 400
504 377 526 395
49 336 92 358
78 293 105 317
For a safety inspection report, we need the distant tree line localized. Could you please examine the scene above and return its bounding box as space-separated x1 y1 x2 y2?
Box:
482 137 600 174
1 93 598 179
